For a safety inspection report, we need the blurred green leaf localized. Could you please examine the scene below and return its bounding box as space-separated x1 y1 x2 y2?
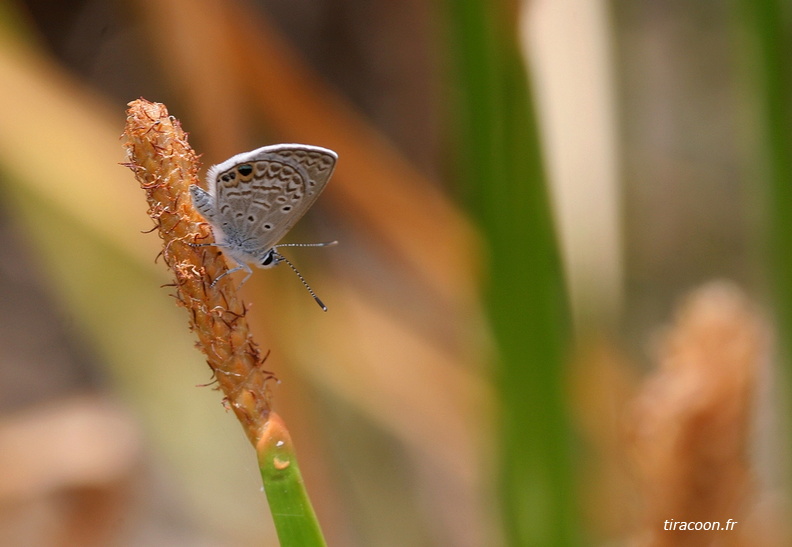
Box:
442 0 579 544
737 0 792 495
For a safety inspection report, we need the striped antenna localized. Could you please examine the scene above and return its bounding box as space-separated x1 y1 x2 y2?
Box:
272 246 334 311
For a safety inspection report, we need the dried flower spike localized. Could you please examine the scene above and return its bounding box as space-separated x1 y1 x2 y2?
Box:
122 98 274 445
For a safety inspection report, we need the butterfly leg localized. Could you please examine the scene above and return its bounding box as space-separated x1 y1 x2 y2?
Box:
209 262 253 288
190 240 254 288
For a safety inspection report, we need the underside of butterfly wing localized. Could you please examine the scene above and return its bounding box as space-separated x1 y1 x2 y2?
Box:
198 144 337 264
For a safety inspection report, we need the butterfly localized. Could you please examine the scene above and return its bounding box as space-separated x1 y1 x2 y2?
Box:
190 144 338 310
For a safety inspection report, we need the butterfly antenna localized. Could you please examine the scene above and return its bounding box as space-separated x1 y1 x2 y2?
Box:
275 240 338 249
275 253 328 311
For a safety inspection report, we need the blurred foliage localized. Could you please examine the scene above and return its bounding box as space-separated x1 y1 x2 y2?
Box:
0 0 790 545
737 0 792 467
442 0 577 544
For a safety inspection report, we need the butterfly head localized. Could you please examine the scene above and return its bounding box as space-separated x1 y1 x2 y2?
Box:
259 248 283 270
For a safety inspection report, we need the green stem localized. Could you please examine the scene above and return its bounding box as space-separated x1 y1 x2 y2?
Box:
257 413 326 547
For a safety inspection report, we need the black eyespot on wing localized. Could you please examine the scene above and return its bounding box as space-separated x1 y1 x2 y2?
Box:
282 205 292 212
237 164 253 176
247 215 255 222
263 224 272 230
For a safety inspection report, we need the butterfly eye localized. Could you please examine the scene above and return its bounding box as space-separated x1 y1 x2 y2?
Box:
261 252 274 266
237 164 253 177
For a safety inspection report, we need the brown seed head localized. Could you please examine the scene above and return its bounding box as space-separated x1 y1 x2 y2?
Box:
122 98 274 444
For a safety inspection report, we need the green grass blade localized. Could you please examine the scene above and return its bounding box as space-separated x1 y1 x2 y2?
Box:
442 1 579 544
736 0 792 496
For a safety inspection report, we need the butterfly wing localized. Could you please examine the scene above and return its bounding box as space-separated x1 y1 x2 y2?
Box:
203 144 337 261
